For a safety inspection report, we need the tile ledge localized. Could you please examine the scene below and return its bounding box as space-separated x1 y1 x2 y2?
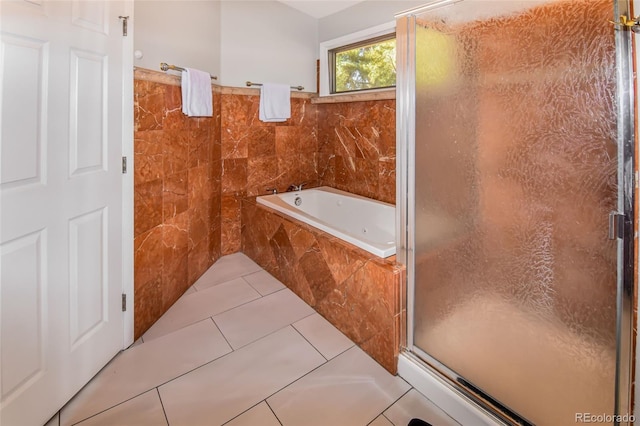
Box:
310 89 396 104
133 67 315 99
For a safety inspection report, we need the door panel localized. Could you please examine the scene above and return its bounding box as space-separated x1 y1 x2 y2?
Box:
409 0 619 424
0 1 127 424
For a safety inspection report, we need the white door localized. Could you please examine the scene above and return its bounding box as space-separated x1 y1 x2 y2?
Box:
0 1 131 424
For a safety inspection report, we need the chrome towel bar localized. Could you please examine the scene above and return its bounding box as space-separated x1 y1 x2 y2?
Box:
160 62 218 80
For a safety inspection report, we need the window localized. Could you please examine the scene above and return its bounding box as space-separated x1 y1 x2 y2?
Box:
319 22 396 96
329 33 396 94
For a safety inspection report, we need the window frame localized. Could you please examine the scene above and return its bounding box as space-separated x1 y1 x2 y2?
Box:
319 21 396 97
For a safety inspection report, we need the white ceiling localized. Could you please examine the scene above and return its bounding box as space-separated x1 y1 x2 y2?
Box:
277 0 367 19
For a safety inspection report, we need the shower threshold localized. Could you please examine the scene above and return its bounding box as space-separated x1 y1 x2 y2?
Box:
397 352 507 426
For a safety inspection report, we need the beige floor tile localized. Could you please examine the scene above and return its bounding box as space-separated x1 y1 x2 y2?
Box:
369 414 394 426
242 270 286 296
224 402 281 426
384 389 459 426
143 278 260 341
193 253 262 291
267 346 411 426
60 319 231 425
44 412 59 426
213 289 315 349
159 326 325 425
74 390 167 426
293 313 354 360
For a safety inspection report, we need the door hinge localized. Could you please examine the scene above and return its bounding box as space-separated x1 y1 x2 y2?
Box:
122 156 127 174
122 294 127 312
118 16 129 37
608 212 625 240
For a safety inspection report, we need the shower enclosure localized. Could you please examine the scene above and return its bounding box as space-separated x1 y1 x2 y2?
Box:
396 0 635 424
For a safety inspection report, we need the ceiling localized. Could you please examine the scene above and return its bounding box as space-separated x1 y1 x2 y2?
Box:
277 0 367 18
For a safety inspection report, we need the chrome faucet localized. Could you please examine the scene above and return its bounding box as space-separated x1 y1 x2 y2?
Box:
286 183 306 192
266 187 278 194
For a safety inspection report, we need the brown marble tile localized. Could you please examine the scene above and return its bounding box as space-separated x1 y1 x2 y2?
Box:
134 131 164 184
134 225 164 289
221 194 242 255
134 80 165 131
189 127 212 168
163 130 189 175
163 171 188 220
188 236 213 284
188 165 214 208
189 201 212 251
335 156 378 199
162 212 189 310
162 84 187 131
247 126 277 157
222 159 248 194
134 179 163 237
360 325 397 374
134 276 164 339
247 156 279 197
378 159 396 204
241 199 403 374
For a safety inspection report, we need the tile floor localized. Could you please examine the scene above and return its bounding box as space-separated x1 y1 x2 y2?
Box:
50 253 459 426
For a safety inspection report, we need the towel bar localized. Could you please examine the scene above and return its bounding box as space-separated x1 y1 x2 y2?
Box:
246 81 304 91
160 62 217 80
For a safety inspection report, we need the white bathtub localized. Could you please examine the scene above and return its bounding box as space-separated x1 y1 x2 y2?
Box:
256 186 396 258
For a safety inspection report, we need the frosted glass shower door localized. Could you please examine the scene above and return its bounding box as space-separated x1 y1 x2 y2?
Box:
409 0 625 424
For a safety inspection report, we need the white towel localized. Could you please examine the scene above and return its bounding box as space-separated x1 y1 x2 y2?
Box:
181 68 213 117
259 83 291 122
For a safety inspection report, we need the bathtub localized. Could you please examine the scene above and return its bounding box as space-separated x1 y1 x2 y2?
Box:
256 186 396 258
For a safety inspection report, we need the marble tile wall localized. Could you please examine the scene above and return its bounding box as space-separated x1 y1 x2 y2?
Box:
134 74 222 338
241 198 405 374
220 94 318 254
317 100 396 204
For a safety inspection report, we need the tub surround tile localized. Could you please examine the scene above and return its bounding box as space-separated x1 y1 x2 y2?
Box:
74 390 168 426
317 99 396 204
213 288 315 349
241 199 405 374
158 326 325 426
60 319 231 426
267 346 410 426
162 171 188 219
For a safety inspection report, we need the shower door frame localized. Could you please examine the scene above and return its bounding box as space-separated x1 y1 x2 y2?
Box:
395 0 636 423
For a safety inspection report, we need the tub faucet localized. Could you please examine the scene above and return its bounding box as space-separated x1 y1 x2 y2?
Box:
266 188 278 194
287 183 305 192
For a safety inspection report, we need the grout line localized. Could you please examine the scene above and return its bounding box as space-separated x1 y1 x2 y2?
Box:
210 317 234 352
375 387 412 423
265 399 284 426
220 401 264 425
67 389 156 426
382 413 396 425
291 322 329 362
156 388 170 426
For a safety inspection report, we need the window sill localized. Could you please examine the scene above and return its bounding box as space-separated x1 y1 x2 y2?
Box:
311 88 396 104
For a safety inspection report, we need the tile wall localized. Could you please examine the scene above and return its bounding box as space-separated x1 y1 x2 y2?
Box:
220 93 318 254
241 199 405 374
133 70 222 338
133 69 398 352
317 99 396 204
